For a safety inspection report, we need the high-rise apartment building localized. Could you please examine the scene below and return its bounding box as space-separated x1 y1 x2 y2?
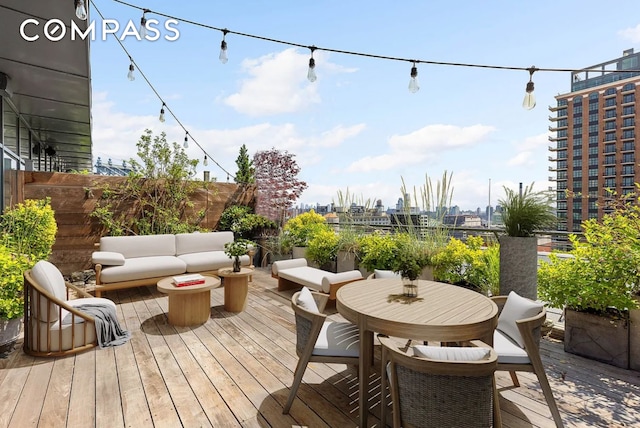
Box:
549 48 640 233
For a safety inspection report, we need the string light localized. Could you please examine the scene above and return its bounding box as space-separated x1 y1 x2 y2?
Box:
522 66 538 110
127 60 135 81
158 103 165 122
219 29 229 64
139 9 148 39
307 46 317 82
203 155 208 166
408 62 419 93
183 132 189 149
74 0 87 20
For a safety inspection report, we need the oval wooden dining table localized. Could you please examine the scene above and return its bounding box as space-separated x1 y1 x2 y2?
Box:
336 277 499 428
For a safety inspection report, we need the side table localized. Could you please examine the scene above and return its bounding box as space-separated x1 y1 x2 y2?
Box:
218 267 254 312
157 275 220 326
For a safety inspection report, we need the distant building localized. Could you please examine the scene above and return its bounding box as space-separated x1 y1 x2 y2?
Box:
94 157 133 176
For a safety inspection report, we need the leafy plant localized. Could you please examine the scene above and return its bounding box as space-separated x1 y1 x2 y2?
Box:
391 233 431 281
0 198 57 320
539 208 640 314
234 144 255 184
219 205 277 239
307 229 340 266
283 209 330 247
261 232 293 264
358 231 398 272
499 183 556 237
90 129 205 236
224 238 255 257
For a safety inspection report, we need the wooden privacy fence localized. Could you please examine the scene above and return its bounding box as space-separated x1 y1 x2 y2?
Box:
10 171 256 275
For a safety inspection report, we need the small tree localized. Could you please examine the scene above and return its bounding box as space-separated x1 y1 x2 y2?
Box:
253 147 307 226
235 144 255 184
91 129 204 235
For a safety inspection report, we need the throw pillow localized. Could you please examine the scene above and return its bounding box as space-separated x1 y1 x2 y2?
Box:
296 286 319 313
497 291 543 348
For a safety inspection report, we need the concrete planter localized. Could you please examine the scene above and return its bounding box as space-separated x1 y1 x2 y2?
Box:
564 308 630 369
630 296 640 371
499 236 538 300
336 251 357 273
292 246 307 260
0 318 21 355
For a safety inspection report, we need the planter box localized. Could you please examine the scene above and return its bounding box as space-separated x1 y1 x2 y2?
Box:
564 308 630 369
0 318 21 355
499 236 538 300
630 296 640 371
292 246 307 260
336 251 357 273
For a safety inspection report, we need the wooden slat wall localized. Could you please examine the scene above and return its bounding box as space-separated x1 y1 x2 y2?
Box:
11 171 256 275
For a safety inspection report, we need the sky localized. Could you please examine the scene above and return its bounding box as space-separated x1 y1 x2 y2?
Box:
87 0 640 212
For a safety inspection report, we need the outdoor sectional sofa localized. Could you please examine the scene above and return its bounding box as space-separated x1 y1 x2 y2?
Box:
271 258 364 300
91 231 251 297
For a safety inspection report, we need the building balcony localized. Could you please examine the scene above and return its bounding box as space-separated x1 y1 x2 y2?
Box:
602 114 617 121
548 135 560 142
621 111 635 118
603 103 617 110
548 155 558 162
621 121 635 129
548 125 567 132
621 100 636 107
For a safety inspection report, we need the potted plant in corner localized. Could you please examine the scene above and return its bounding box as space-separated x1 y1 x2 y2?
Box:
0 198 57 355
224 239 255 272
538 194 640 369
498 183 555 299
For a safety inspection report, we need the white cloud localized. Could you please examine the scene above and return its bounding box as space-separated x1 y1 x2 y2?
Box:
507 151 533 166
222 48 354 117
346 124 495 173
618 24 640 43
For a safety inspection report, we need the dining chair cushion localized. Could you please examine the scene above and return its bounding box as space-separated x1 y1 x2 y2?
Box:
313 321 359 357
497 291 543 348
374 269 400 279
296 286 319 313
412 345 490 361
493 329 531 364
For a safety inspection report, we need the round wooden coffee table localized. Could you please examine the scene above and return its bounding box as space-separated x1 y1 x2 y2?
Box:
157 275 220 326
217 267 254 312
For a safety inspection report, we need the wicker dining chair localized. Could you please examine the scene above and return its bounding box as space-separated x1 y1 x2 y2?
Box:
491 292 564 427
379 335 499 428
283 287 360 414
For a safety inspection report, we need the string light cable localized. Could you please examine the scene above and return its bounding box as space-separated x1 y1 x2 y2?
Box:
89 0 235 181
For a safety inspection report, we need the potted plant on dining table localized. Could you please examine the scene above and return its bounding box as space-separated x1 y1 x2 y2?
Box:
391 233 431 297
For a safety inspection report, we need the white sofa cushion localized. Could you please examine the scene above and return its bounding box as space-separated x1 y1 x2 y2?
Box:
497 291 543 348
92 251 125 266
100 234 176 258
277 266 327 292
31 260 68 322
178 251 250 272
272 258 307 276
296 287 319 313
494 330 530 364
313 321 359 357
99 256 186 283
175 231 234 255
374 269 400 279
413 345 490 361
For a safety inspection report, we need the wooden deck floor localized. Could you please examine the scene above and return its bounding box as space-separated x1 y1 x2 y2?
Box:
1 268 639 428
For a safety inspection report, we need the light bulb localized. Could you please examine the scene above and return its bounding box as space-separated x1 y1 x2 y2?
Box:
219 39 228 64
127 63 135 81
75 0 87 20
307 57 317 82
408 64 420 93
522 81 536 110
183 135 189 149
139 14 147 40
203 156 209 167
159 105 165 123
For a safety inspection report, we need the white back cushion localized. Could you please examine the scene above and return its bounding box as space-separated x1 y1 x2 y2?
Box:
374 269 400 279
413 345 490 361
175 231 234 255
497 291 543 348
100 234 176 258
296 287 319 313
31 260 67 322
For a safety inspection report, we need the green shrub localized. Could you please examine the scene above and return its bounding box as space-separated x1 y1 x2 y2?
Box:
307 229 340 266
219 205 277 239
283 210 330 247
0 247 31 319
358 231 397 272
391 233 431 280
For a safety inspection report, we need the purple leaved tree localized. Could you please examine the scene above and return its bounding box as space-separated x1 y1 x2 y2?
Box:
253 148 308 227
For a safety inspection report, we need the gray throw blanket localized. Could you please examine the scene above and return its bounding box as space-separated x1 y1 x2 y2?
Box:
73 303 131 348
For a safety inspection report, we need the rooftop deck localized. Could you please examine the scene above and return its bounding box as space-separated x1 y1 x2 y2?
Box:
1 268 639 427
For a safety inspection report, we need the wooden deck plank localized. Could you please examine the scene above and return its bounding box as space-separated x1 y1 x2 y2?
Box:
1 268 640 428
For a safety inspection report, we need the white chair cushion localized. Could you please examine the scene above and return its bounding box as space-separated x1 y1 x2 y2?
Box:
413 345 490 361
494 330 530 364
272 258 308 276
92 251 125 266
374 269 401 279
175 231 234 255
55 297 118 327
497 291 543 348
296 287 319 313
31 260 67 322
313 321 359 357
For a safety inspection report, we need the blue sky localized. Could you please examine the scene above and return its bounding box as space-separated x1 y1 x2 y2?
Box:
88 0 640 211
